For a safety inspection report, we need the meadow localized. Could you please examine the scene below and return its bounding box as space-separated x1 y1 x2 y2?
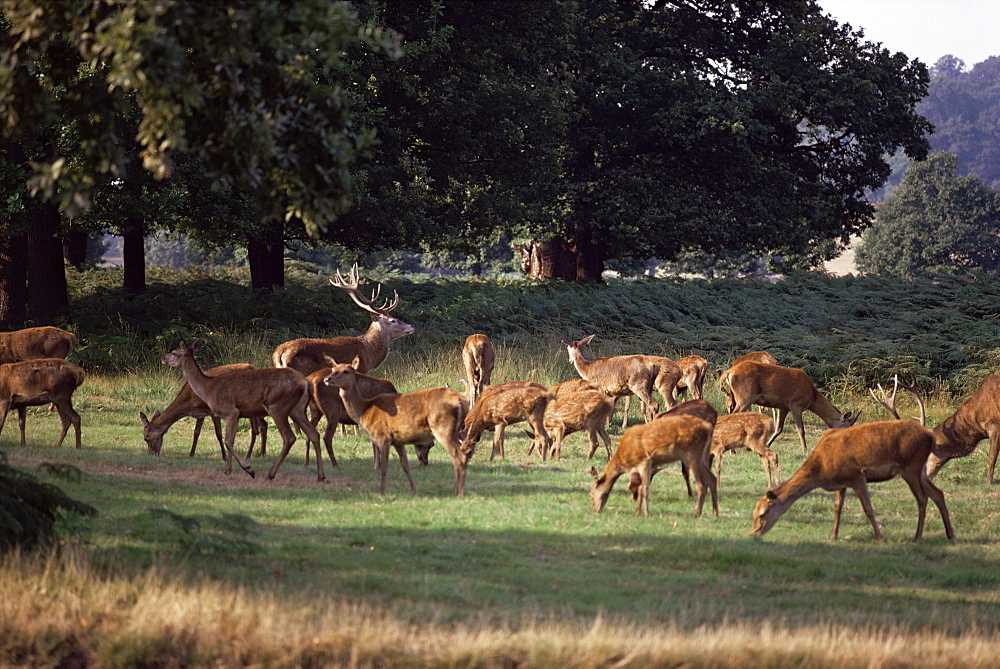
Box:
1 266 999 667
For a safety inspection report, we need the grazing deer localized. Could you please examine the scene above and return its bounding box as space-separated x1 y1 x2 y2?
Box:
721 351 777 412
462 334 495 405
162 339 323 482
646 399 719 498
721 361 858 452
750 420 954 542
320 359 469 496
560 335 662 428
272 264 414 376
0 326 77 364
461 381 554 460
529 388 614 460
622 355 683 425
710 412 779 488
590 413 718 518
925 374 1000 484
140 364 267 458
307 360 399 469
0 358 85 448
673 355 708 402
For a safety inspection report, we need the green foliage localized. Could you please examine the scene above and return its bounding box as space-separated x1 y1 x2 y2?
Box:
856 152 1000 277
0 458 97 552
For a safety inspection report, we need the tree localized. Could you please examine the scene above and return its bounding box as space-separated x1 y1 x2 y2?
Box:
0 0 397 295
855 152 1000 277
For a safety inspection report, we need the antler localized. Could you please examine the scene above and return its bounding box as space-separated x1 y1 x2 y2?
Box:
869 374 926 426
329 263 400 315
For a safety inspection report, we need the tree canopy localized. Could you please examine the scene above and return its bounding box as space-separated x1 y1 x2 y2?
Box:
855 152 1000 278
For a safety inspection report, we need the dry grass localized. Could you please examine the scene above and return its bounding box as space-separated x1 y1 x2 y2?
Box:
2 548 998 668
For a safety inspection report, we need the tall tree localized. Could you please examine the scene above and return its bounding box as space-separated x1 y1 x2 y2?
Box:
855 152 1000 278
0 0 396 295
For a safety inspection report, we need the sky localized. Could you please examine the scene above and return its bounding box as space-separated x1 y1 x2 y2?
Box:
818 0 999 67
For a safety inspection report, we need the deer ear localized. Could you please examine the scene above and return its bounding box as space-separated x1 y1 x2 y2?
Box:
765 490 777 500
139 412 149 426
580 334 596 346
191 338 205 353
350 356 361 370
324 355 338 367
589 466 600 482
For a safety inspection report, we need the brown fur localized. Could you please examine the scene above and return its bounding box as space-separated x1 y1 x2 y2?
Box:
162 339 322 482
590 413 718 519
0 326 77 364
537 389 614 460
462 334 496 405
750 420 954 542
0 358 85 448
927 374 1000 484
462 381 554 460
140 364 267 458
721 361 858 452
322 361 469 496
673 355 708 401
711 412 779 488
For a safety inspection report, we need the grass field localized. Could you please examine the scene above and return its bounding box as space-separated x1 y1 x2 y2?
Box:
2 336 999 667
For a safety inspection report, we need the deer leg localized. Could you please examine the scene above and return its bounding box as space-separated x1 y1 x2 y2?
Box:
0 400 12 441
210 416 226 460
322 421 338 467
621 396 632 428
635 465 653 517
986 427 1000 485
223 415 256 479
766 409 788 448
190 417 205 457
679 461 693 497
690 458 708 518
851 481 884 542
52 402 80 449
831 489 847 540
490 424 507 461
597 424 611 459
17 405 27 446
920 471 955 541
529 415 551 461
701 460 719 517
900 470 930 541
290 406 324 482
264 416 304 481
377 442 391 495
395 444 417 495
257 418 268 457
791 409 808 453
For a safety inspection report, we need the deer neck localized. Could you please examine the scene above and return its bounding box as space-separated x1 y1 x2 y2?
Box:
175 355 214 405
357 322 391 371
933 411 985 456
769 465 822 507
337 380 373 426
808 392 847 427
568 349 592 379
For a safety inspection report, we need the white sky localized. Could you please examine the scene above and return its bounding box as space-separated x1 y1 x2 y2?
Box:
818 0 999 67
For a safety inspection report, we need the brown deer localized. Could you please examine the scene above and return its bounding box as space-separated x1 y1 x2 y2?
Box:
530 388 614 461
0 326 77 363
307 360 399 469
710 412 779 488
462 334 495 405
461 381 554 460
0 359 85 448
272 264 414 376
721 361 858 452
750 420 955 542
590 413 718 518
320 359 469 496
162 339 323 482
551 378 600 396
925 374 1000 484
673 355 708 402
140 364 268 458
721 351 777 412
560 335 662 428
621 355 683 426
645 399 719 499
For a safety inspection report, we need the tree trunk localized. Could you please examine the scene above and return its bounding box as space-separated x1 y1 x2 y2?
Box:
62 225 89 268
247 220 285 294
26 202 68 323
122 222 146 294
514 234 605 281
0 219 28 330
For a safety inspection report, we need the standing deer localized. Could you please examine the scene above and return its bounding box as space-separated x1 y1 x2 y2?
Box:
272 264 414 376
710 412 779 488
461 381 554 460
925 374 1000 484
162 339 323 482
721 361 858 452
140 364 267 458
673 355 708 402
0 326 77 363
590 413 718 518
462 334 495 405
307 359 399 469
750 420 955 542
647 399 719 498
0 359 85 448
621 355 683 425
560 335 662 428
721 351 777 413
530 387 614 460
320 359 469 496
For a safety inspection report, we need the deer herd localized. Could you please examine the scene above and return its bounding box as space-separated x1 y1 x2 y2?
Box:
2 265 998 543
